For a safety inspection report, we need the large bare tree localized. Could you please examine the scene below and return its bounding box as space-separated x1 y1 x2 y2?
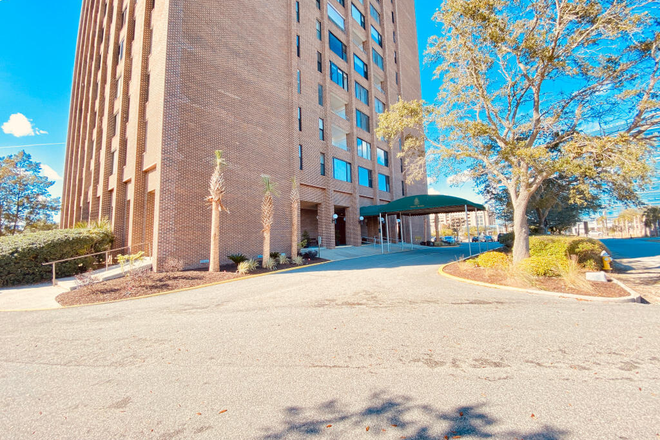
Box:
377 0 659 262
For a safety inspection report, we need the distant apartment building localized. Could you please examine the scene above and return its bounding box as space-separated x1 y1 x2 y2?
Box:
61 0 427 269
430 210 497 235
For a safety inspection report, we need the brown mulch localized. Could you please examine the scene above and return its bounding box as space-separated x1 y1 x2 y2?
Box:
443 262 629 298
56 260 326 306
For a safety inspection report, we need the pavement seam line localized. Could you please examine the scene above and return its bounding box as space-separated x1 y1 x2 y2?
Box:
0 261 332 313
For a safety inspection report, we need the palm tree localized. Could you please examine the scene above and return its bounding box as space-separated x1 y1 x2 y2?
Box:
261 175 278 268
290 177 300 259
208 150 229 272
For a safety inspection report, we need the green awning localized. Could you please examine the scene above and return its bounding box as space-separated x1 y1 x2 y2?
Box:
360 194 486 217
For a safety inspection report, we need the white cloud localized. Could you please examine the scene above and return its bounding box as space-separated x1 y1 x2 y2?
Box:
447 171 472 186
41 164 62 181
1 113 48 137
428 187 441 195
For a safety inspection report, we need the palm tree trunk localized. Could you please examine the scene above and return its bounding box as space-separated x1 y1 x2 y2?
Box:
291 207 298 258
263 230 271 267
209 202 220 272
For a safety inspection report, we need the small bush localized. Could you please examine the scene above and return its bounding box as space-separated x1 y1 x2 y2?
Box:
498 232 514 248
278 254 289 265
567 239 608 270
301 250 318 259
237 260 252 275
246 259 259 271
292 256 304 266
263 257 277 270
517 255 568 277
474 251 511 269
227 253 248 267
0 227 114 287
269 252 281 260
529 237 569 259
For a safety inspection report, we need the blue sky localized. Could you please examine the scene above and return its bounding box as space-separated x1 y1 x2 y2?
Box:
0 0 481 204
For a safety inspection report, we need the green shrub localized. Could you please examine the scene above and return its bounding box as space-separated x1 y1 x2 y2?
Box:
529 236 570 259
474 251 511 269
269 252 281 260
227 253 248 267
0 228 114 287
567 238 608 270
498 232 514 248
517 255 568 277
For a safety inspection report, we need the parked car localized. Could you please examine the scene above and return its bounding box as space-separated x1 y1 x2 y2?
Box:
484 235 494 242
471 236 479 242
442 236 456 245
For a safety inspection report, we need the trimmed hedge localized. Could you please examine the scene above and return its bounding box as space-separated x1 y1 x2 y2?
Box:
470 251 511 269
0 228 114 287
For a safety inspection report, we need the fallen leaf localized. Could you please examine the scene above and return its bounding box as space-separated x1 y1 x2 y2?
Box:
444 436 449 440
453 437 462 439
639 388 642 391
459 412 464 417
531 413 535 418
392 424 398 427
326 425 332 428
366 426 370 431
219 410 227 414
196 412 201 415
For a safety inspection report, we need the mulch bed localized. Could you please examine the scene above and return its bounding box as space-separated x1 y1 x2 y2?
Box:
443 262 629 298
56 260 326 306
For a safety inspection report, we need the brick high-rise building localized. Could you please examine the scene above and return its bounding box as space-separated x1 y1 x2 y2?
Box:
62 0 427 269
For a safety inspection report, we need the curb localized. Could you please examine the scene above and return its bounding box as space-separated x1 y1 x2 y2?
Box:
438 263 641 303
0 260 331 313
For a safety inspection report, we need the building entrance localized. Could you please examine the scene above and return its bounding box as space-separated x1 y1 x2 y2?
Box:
334 207 347 246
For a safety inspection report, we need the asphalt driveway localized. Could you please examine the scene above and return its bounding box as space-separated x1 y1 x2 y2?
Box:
1 247 659 439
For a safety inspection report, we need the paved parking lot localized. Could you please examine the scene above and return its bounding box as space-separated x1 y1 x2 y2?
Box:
1 245 659 439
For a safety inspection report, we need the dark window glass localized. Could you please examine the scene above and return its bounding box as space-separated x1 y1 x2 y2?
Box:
316 0 320 9
296 1 300 22
317 51 323 72
298 107 302 131
299 145 303 170
377 147 388 166
372 49 383 70
358 166 373 187
296 35 300 57
357 138 371 159
318 84 324 105
297 70 301 94
369 3 380 25
371 25 382 47
375 98 385 114
378 173 390 192
355 81 369 105
320 153 326 176
333 158 352 182
354 54 368 79
330 62 349 90
319 118 325 140
329 32 347 61
316 21 322 40
356 109 370 132
351 4 365 28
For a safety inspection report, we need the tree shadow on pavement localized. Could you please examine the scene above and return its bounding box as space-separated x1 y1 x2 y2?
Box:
259 391 568 439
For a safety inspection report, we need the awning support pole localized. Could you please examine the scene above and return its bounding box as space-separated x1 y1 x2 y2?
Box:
477 208 482 254
409 215 413 249
379 213 384 254
399 212 404 249
465 205 472 257
386 215 391 253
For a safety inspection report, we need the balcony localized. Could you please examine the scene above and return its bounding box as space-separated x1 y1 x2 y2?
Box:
330 92 348 121
332 124 349 151
351 28 367 55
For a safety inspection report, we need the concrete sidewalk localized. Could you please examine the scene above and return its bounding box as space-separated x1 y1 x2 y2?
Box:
613 256 660 304
0 258 152 311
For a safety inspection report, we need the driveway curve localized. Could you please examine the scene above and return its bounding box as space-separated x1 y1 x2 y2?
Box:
1 247 659 439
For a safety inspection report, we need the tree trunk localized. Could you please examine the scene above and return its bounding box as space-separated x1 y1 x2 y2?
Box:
263 230 271 268
434 214 440 241
209 203 220 272
291 203 299 258
512 198 531 264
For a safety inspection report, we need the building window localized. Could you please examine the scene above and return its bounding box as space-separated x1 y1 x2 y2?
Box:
392 10 395 23
297 70 301 94
378 173 390 192
357 137 371 159
296 1 300 22
296 35 300 57
393 30 396 43
330 61 349 90
356 109 370 132
318 84 324 105
375 98 385 114
370 3 381 25
355 81 369 105
145 73 150 102
316 0 321 9
372 49 383 70
337 0 345 6
402 181 405 196
400 158 403 172
354 54 368 79
333 157 352 182
121 8 127 28
327 3 345 31
371 26 382 47
118 38 125 61
358 166 373 187
319 118 325 140
299 144 303 170
351 4 365 28
377 147 389 166
116 76 122 98
317 51 323 72
396 72 399 85
298 107 302 131
316 20 322 40
329 31 347 61
320 153 326 176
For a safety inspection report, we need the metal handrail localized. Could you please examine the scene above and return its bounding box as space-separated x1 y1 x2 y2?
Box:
42 242 151 286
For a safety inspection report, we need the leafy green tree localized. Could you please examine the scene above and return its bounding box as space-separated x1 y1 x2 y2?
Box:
377 0 659 262
643 205 660 236
0 151 60 235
